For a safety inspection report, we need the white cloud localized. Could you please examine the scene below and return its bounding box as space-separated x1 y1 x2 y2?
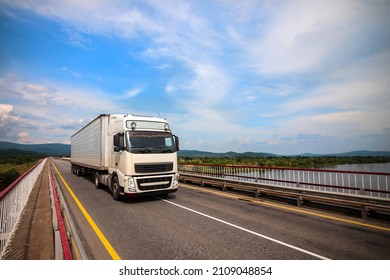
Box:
61 67 82 78
165 84 174 94
2 77 117 112
17 131 30 143
244 0 388 75
62 26 93 50
2 0 389 152
277 57 390 134
188 62 229 105
6 0 164 39
0 74 125 143
6 0 233 134
155 64 170 70
245 95 256 102
125 88 141 98
0 104 14 127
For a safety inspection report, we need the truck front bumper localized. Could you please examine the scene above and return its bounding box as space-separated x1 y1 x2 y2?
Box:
123 173 179 196
123 187 178 198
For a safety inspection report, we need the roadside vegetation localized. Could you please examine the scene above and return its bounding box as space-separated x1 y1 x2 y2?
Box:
0 149 44 192
178 156 390 168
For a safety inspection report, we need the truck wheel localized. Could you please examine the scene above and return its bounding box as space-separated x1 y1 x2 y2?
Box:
76 166 81 176
94 172 101 189
111 176 121 201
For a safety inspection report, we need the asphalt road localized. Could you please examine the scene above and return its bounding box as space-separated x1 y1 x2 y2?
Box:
51 159 390 260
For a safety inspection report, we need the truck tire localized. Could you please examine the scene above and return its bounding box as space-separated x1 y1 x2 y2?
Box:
111 176 121 201
76 166 81 176
94 172 101 189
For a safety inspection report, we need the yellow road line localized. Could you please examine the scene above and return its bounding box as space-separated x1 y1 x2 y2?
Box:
51 160 121 260
181 184 390 232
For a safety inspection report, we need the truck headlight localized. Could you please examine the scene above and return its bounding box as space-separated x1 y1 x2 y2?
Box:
173 173 179 188
128 177 136 192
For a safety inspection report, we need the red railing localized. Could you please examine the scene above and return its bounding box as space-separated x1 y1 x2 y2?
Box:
1 159 47 259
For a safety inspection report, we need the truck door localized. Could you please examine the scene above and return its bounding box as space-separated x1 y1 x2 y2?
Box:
112 133 124 170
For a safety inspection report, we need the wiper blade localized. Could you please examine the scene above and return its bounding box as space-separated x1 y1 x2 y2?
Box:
154 146 175 153
129 147 153 153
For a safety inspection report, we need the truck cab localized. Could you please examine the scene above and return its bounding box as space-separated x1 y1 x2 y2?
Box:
71 114 179 200
107 115 179 199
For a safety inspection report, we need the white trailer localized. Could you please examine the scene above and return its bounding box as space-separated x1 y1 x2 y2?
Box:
71 114 179 200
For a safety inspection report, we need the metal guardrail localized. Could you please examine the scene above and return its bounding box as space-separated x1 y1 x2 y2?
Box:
0 159 47 259
48 162 73 260
49 159 88 260
178 163 390 219
178 163 390 198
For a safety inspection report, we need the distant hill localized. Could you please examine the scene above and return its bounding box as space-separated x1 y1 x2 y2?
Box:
332 150 390 157
178 149 390 158
296 150 390 157
0 148 42 156
178 150 276 158
0 141 70 156
1 141 389 158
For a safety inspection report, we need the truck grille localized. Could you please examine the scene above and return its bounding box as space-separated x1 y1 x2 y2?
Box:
137 176 172 191
135 163 173 173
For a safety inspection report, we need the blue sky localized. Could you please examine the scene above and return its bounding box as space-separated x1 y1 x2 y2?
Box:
0 0 389 155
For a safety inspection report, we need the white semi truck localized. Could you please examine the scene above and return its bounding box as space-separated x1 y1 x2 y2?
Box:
71 114 179 200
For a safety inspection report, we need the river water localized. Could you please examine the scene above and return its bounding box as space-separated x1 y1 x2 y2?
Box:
325 162 390 173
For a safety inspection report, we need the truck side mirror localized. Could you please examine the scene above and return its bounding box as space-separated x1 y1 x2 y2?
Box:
174 135 179 151
113 133 124 152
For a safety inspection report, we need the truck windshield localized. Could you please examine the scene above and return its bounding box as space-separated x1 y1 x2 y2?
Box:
126 131 176 153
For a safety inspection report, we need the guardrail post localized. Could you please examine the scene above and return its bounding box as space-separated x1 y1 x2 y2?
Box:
297 195 303 207
361 206 368 219
359 174 365 195
296 183 303 207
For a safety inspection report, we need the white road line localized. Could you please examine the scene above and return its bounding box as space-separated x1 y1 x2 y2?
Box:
160 198 331 260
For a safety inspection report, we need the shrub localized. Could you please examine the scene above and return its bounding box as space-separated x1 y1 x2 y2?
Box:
0 168 20 192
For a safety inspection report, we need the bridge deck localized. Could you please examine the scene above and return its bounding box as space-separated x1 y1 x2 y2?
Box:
1 161 54 260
